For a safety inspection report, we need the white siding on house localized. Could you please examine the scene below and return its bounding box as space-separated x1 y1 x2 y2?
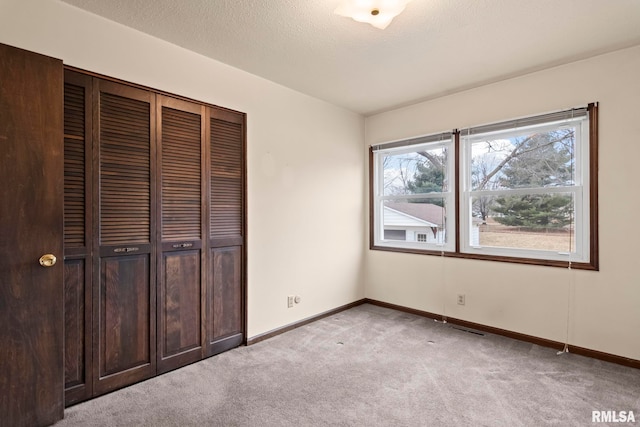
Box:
382 207 445 244
470 224 480 246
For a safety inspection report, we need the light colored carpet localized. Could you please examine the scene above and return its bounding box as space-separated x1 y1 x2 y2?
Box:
57 304 640 426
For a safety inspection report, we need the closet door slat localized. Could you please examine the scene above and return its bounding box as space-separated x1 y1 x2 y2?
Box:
162 107 202 240
210 118 243 240
99 92 151 245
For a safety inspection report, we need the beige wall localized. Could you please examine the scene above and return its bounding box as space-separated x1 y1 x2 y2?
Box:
365 45 640 360
0 0 366 338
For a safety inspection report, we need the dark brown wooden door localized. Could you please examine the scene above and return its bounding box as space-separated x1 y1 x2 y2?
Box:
63 69 94 406
156 96 206 373
0 43 64 427
92 80 157 394
206 107 246 356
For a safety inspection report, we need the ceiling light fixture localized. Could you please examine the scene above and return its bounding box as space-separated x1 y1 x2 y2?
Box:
334 0 412 30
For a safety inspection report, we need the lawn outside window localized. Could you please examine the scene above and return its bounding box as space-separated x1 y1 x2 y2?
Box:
369 104 598 269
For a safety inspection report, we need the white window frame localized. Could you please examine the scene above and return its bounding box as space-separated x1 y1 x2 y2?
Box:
372 137 456 252
459 115 591 263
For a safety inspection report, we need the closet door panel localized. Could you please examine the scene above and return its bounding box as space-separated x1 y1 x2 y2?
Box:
161 250 201 356
207 246 243 354
100 254 151 375
93 80 156 395
63 259 87 387
63 70 93 406
157 97 205 373
206 108 245 357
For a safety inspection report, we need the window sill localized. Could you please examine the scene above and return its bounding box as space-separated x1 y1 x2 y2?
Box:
369 244 598 270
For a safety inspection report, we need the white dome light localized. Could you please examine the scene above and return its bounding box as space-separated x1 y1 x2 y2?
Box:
334 0 412 30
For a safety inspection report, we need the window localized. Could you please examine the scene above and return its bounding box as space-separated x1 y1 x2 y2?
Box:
370 104 598 269
460 107 592 264
371 133 455 252
384 230 406 241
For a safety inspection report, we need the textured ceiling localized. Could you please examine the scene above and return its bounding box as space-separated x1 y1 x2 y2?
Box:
60 0 640 115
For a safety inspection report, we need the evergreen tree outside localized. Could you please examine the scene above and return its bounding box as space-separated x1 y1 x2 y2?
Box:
406 161 445 204
405 149 447 207
492 193 573 229
490 129 575 229
496 130 573 188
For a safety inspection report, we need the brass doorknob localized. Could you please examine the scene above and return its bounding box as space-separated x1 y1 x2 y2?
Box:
39 254 57 267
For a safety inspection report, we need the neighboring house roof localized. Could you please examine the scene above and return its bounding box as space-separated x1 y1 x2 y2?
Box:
383 206 436 228
384 202 444 228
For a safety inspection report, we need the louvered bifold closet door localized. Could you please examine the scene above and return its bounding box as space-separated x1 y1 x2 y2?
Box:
93 80 157 395
63 70 93 406
157 96 206 374
206 107 246 357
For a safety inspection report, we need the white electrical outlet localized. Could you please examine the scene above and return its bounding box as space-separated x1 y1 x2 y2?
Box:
294 295 301 304
457 294 466 305
287 296 294 308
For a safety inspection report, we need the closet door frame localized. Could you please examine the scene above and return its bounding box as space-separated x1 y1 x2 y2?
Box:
62 66 247 402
